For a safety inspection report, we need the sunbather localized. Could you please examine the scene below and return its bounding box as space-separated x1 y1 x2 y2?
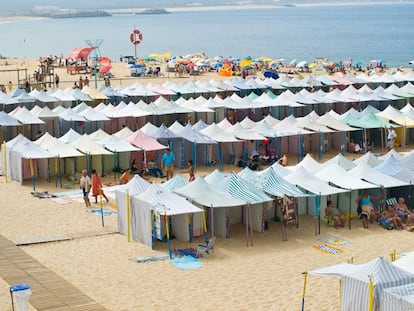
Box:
380 205 402 230
325 200 346 228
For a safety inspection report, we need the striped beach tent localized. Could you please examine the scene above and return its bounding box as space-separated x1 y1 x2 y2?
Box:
381 283 414 311
310 257 414 311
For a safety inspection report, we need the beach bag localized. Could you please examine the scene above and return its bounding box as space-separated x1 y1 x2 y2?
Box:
357 204 362 217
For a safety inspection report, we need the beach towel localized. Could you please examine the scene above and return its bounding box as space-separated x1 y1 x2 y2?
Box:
318 235 350 246
170 255 204 270
171 248 199 258
87 208 117 216
129 254 169 263
312 243 345 255
31 191 57 199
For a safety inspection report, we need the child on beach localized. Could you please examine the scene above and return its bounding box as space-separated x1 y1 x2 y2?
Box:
182 160 195 182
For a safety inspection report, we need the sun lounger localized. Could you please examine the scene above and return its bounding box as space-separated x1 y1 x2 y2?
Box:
196 236 216 257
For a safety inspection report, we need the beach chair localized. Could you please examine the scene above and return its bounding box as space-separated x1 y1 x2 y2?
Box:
196 236 216 257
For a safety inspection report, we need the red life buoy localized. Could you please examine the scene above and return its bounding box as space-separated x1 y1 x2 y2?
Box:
130 29 143 45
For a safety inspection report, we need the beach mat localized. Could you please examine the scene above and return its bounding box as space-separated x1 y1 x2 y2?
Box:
129 254 169 263
170 255 204 270
312 243 345 255
87 208 117 216
318 235 350 246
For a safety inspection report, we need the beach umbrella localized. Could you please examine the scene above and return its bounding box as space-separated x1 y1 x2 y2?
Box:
309 63 316 68
354 61 363 66
99 65 112 73
296 60 307 68
289 59 297 66
239 59 252 67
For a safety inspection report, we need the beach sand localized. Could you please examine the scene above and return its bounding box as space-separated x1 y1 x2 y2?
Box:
1 160 414 311
1 59 414 310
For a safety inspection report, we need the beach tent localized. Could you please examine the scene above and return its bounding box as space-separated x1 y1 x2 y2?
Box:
113 175 151 236
381 283 414 311
130 183 203 253
70 134 113 175
174 177 245 238
97 134 140 174
160 174 189 192
393 252 414 275
375 154 414 183
113 126 134 140
34 132 83 185
353 151 383 168
3 135 55 188
0 111 20 142
324 153 356 171
309 257 414 311
58 128 81 144
348 162 409 188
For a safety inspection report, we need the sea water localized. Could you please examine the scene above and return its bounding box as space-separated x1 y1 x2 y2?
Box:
0 3 413 67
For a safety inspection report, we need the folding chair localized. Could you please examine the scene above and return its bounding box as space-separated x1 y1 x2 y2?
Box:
196 236 216 257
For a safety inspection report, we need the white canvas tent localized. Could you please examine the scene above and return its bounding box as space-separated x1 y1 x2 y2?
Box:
174 177 245 238
309 257 414 311
130 184 204 251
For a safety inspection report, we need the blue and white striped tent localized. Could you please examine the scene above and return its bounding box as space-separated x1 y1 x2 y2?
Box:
381 283 414 311
238 167 312 198
310 257 414 311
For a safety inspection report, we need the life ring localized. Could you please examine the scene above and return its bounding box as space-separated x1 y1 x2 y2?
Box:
130 29 143 45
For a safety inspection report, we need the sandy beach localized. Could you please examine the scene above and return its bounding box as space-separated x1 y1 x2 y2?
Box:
1 166 414 311
1 58 414 310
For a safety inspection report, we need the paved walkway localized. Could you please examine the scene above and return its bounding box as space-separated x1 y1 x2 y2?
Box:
0 234 108 311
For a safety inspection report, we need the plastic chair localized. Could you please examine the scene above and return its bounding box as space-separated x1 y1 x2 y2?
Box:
196 236 216 257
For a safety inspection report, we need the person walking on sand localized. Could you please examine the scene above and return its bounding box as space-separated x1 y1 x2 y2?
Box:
182 160 195 182
91 169 109 204
161 148 175 180
80 169 91 207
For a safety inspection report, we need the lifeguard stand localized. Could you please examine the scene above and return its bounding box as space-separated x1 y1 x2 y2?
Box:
85 39 103 89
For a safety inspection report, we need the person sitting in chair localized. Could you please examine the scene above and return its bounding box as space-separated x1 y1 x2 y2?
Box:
119 168 130 184
348 138 362 153
325 200 346 228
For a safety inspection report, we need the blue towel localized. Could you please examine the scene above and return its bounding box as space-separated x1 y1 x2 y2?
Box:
87 209 117 216
170 255 204 270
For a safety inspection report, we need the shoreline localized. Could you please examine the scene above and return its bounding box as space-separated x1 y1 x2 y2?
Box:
1 1 414 22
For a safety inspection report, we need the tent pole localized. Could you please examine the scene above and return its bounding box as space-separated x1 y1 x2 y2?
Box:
368 274 374 311
349 188 352 230
249 203 253 247
29 158 35 191
3 141 7 183
187 213 192 243
100 187 104 227
202 209 208 245
245 205 248 247
165 212 172 260
54 157 58 187
301 272 308 311
210 205 214 238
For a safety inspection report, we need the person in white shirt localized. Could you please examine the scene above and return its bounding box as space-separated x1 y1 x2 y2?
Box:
387 127 397 150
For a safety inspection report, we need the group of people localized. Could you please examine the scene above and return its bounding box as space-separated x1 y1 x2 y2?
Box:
325 190 412 230
79 169 109 207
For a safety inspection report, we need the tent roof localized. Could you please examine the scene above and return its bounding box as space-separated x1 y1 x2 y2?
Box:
11 107 44 125
35 133 83 158
174 177 245 207
135 183 203 216
111 174 151 196
124 130 168 151
353 151 383 167
113 126 134 139
67 47 94 60
79 106 110 121
178 124 217 144
200 123 240 142
97 135 141 152
71 134 113 155
284 166 347 195
324 153 356 171
0 111 20 126
59 128 82 144
348 162 408 187
227 172 273 204
240 167 312 197
315 163 377 190
58 108 87 122
375 154 414 183
160 174 189 192
292 154 324 174
151 123 179 139
11 139 54 159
